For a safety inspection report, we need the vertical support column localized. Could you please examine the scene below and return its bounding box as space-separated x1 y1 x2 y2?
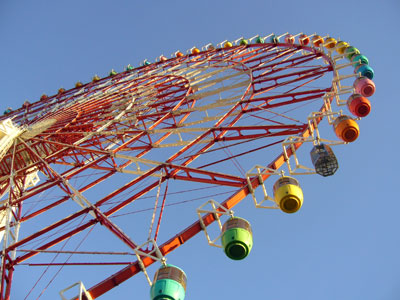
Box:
0 141 23 300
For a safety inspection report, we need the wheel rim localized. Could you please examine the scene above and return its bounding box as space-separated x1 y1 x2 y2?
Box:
0 40 337 299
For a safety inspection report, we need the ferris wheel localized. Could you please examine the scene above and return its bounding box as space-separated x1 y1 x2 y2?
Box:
0 32 375 300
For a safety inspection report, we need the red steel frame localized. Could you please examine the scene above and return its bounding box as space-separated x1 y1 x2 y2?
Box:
0 42 334 300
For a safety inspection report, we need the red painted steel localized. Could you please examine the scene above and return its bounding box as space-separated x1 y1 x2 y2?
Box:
0 42 334 299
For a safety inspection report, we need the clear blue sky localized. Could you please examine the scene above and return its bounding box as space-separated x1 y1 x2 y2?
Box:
1 1 399 299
